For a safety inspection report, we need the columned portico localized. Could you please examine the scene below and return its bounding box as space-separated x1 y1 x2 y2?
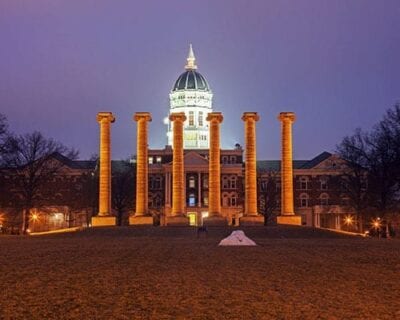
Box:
92 112 116 227
240 112 264 226
204 112 226 226
166 112 189 225
277 112 301 225
130 112 153 225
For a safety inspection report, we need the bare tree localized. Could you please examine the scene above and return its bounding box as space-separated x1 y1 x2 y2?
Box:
0 114 10 164
337 104 400 232
112 160 135 226
3 131 78 233
258 171 279 225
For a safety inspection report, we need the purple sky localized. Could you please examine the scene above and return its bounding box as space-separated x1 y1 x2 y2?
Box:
1 0 399 160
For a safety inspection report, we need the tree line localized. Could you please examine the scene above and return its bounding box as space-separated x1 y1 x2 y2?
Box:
336 103 400 232
0 115 135 233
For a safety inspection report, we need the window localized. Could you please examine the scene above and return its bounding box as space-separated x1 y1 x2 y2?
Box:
320 177 328 190
189 111 194 126
222 156 228 164
230 156 236 164
230 195 237 207
198 111 203 126
203 177 208 188
320 193 329 206
148 157 153 164
222 176 229 189
230 176 237 189
152 196 162 208
188 193 196 207
154 176 162 189
156 156 162 163
341 195 350 206
189 176 195 188
203 192 209 206
300 176 309 190
300 193 309 208
223 194 229 206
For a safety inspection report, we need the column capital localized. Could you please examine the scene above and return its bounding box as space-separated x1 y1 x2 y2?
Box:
206 112 224 123
278 112 296 123
97 112 115 123
242 112 260 122
133 112 152 122
169 112 187 122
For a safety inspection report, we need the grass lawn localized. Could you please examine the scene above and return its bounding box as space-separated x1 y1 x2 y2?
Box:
0 226 399 319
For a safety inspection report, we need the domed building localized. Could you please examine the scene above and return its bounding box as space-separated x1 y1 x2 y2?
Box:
166 45 213 148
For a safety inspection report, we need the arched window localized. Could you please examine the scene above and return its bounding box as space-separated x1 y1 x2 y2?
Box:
320 193 329 206
300 193 309 208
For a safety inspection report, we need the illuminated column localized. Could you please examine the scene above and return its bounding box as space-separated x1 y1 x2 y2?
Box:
240 112 263 226
130 112 153 225
166 112 189 225
203 112 226 225
92 112 116 227
277 112 301 225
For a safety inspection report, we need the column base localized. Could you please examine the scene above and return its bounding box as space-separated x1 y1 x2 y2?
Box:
91 215 116 227
203 215 227 226
277 215 302 226
129 215 154 226
165 215 190 226
240 215 264 226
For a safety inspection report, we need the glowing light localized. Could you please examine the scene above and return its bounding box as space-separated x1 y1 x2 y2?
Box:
30 213 39 222
371 218 381 229
53 213 62 220
344 215 354 226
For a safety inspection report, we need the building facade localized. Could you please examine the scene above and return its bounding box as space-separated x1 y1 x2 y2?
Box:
0 46 356 232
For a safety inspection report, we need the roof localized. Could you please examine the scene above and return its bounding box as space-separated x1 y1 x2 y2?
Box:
172 70 210 91
257 152 333 171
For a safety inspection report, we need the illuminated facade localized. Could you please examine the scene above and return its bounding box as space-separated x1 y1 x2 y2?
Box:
166 45 213 149
0 46 363 232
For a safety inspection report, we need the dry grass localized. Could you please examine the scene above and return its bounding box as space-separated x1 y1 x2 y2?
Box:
0 226 399 320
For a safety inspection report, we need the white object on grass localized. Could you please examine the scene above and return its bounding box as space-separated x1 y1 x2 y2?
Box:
218 230 257 246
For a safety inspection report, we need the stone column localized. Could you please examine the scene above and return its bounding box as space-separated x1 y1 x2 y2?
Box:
130 112 153 225
92 112 116 227
166 112 189 225
240 112 263 226
204 112 226 226
277 112 301 225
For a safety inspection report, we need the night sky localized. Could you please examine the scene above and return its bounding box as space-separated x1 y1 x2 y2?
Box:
1 0 399 160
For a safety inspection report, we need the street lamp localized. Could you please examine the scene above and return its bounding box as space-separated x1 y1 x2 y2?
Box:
29 212 39 233
372 218 381 238
343 215 354 231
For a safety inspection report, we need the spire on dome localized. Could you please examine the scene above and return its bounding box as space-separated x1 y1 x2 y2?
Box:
185 43 197 70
